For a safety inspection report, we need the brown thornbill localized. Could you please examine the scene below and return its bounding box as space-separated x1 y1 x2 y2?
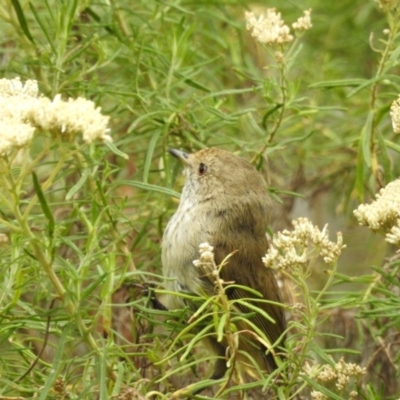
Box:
161 147 286 379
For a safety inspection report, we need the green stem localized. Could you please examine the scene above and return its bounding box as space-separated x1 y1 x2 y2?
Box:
368 9 400 176
5 150 118 382
252 44 289 164
23 151 70 219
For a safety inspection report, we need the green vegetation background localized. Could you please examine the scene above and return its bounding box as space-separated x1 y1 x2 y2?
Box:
0 0 400 399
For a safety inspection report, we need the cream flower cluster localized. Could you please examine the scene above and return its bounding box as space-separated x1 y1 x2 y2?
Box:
305 357 366 398
193 242 219 284
354 179 400 246
30 94 111 144
263 218 345 270
390 95 400 134
0 120 35 156
245 8 312 45
0 77 111 156
292 9 313 31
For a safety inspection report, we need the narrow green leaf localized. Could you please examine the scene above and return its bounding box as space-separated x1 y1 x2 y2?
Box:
384 139 400 153
361 111 374 168
179 324 212 361
23 248 37 260
202 86 260 99
143 130 162 183
355 126 367 201
128 110 170 132
354 110 374 200
130 212 154 250
158 311 212 362
32 172 55 237
347 76 389 98
377 131 393 183
38 325 69 400
265 130 315 153
83 6 118 36
97 349 108 400
309 78 366 89
217 312 227 342
173 71 211 92
105 141 129 159
66 168 90 200
301 375 345 400
233 300 276 324
262 104 283 129
205 107 238 121
116 180 180 198
65 0 79 33
81 274 107 301
11 0 35 44
29 2 56 53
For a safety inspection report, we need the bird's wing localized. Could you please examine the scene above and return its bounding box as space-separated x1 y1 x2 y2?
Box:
215 247 286 348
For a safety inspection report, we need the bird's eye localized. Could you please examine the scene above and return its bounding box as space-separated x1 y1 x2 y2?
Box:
198 163 207 176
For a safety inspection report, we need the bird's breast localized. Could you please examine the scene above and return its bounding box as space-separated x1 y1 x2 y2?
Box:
161 199 213 306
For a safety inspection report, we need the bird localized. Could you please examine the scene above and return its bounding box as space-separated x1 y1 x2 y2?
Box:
161 147 286 379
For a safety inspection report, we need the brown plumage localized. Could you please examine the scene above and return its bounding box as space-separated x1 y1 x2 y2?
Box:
161 147 286 378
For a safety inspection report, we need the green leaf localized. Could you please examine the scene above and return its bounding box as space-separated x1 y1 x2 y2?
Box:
262 103 283 129
173 71 211 92
309 78 366 89
83 6 118 36
38 324 70 400
202 86 261 99
97 349 108 400
301 375 345 400
29 2 55 53
217 312 227 342
361 111 374 168
116 180 180 198
354 110 374 200
66 168 90 200
355 134 365 201
233 299 276 324
346 76 389 98
11 0 35 44
377 131 393 183
385 139 400 154
32 172 55 238
143 130 162 183
105 141 129 159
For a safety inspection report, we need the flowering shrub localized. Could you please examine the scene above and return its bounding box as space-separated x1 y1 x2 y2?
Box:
1 1 400 398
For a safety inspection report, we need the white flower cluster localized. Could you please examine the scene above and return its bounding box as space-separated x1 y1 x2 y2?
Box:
390 95 400 134
310 391 327 400
0 120 35 157
193 243 224 287
0 77 111 156
263 218 345 270
0 77 38 97
245 9 293 45
0 79 37 156
316 358 366 391
305 358 365 398
30 94 111 144
311 389 357 400
354 179 400 246
292 9 313 31
193 242 219 284
245 8 312 46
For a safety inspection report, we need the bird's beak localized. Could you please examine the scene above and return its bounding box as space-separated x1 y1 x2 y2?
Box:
168 149 190 166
